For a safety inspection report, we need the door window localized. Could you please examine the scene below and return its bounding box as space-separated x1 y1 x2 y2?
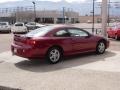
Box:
68 28 89 37
54 30 70 37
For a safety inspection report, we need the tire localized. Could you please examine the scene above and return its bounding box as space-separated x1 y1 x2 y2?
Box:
96 41 106 54
46 47 62 64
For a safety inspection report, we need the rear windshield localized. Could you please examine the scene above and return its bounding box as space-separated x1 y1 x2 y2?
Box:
15 23 24 26
0 23 7 25
26 25 55 37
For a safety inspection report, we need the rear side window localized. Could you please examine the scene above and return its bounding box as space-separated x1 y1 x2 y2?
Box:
68 28 89 37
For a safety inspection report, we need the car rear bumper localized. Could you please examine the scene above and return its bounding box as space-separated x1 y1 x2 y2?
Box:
11 43 45 58
0 29 11 32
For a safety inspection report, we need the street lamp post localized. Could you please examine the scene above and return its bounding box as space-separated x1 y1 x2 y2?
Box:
32 1 36 24
92 0 95 34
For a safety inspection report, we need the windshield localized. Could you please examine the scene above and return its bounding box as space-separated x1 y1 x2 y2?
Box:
26 25 55 37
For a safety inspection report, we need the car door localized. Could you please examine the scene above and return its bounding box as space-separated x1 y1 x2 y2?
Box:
54 29 73 55
67 28 95 53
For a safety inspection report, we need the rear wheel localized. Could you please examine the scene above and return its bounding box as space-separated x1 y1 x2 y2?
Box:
96 41 106 54
46 47 62 64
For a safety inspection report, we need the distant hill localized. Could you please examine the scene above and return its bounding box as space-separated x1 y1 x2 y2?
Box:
0 0 119 16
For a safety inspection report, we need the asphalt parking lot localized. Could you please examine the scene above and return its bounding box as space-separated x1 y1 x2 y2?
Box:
0 33 120 90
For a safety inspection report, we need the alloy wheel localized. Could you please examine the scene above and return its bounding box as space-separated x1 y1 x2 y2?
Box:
49 49 60 63
46 47 62 64
97 42 106 54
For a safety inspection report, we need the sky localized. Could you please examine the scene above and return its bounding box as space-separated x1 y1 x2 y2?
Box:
0 0 119 3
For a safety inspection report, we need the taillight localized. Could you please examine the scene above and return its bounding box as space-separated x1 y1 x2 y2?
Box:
26 40 36 46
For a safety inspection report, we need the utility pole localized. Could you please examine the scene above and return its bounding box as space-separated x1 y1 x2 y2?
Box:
92 0 95 34
102 0 108 38
62 7 65 24
15 12 17 23
32 1 36 24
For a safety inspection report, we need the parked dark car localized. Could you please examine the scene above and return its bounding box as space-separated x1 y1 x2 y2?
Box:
11 25 109 64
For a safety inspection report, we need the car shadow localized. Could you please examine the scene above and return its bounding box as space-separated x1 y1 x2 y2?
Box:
109 38 120 41
15 51 116 73
0 85 21 90
0 32 11 34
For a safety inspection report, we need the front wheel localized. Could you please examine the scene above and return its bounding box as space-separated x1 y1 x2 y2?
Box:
46 47 62 64
96 41 106 54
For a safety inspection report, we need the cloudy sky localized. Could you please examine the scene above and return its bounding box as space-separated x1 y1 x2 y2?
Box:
0 0 119 3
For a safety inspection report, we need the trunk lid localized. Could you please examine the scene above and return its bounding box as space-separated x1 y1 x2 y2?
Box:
14 34 32 46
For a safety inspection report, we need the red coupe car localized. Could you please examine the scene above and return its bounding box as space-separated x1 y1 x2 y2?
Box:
107 25 120 40
11 25 109 64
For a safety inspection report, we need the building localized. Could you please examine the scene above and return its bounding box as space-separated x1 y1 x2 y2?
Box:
79 15 102 23
79 15 120 23
0 6 79 24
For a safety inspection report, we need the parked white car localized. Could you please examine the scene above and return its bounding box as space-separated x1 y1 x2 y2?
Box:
11 22 27 33
0 22 11 33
